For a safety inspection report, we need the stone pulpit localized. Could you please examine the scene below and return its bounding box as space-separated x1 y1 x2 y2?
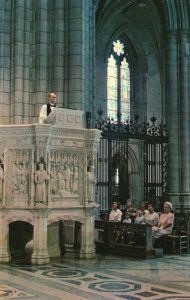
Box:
0 109 101 264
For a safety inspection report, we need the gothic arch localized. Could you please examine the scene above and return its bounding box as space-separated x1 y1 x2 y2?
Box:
128 144 139 175
103 28 150 119
105 28 148 74
96 0 163 120
110 140 140 201
111 141 139 174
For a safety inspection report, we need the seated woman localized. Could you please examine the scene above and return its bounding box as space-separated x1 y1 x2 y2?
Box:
108 201 122 241
144 203 159 226
152 201 174 243
109 201 122 222
139 200 148 212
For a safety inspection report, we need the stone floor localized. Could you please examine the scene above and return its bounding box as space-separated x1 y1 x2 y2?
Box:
0 254 190 299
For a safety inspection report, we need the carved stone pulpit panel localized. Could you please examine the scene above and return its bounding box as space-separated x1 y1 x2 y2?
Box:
0 109 101 264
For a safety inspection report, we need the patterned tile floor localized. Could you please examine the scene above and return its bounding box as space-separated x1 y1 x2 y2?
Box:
0 254 190 299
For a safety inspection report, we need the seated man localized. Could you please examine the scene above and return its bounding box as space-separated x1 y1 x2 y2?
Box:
152 201 174 243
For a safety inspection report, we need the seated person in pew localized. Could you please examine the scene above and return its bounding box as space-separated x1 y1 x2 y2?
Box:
123 208 144 244
109 201 122 222
132 208 145 245
139 200 148 213
108 200 122 241
123 198 136 223
122 213 132 243
144 203 159 226
134 208 144 224
123 212 132 224
152 201 174 244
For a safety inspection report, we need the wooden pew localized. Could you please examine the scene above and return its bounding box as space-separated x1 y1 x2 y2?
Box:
95 220 162 258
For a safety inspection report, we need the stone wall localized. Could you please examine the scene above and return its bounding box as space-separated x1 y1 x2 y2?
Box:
0 0 96 125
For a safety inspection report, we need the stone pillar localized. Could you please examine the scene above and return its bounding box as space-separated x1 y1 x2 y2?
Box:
11 1 25 124
90 1 98 124
65 0 85 110
79 208 96 258
47 222 60 258
178 30 190 204
31 210 49 265
0 211 10 263
165 31 180 205
48 0 64 104
22 1 32 124
33 0 49 120
65 0 94 112
0 0 11 125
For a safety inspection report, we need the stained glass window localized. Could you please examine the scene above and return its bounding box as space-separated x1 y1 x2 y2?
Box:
107 55 117 120
107 39 130 122
120 57 130 120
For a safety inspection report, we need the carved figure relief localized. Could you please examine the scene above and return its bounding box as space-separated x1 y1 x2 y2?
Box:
12 163 28 195
50 152 80 197
10 150 31 198
34 158 49 205
87 165 96 202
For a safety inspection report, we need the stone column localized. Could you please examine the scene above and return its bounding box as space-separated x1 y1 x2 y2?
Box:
10 1 25 124
8 1 33 124
178 30 190 205
79 208 96 258
165 31 180 205
31 209 49 265
65 0 85 110
49 0 64 104
0 0 11 125
33 0 49 121
64 0 94 112
22 1 32 124
0 211 10 263
90 0 98 124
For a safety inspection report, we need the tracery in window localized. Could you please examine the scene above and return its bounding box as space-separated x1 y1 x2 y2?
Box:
113 39 124 56
107 39 130 122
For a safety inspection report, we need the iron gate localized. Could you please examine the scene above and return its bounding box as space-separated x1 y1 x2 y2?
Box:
95 114 168 212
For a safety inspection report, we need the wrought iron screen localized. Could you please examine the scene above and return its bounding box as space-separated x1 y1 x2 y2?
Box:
144 141 168 211
95 113 168 211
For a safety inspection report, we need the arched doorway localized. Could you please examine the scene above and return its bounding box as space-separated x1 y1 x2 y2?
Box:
9 221 33 261
111 151 129 202
47 220 82 259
